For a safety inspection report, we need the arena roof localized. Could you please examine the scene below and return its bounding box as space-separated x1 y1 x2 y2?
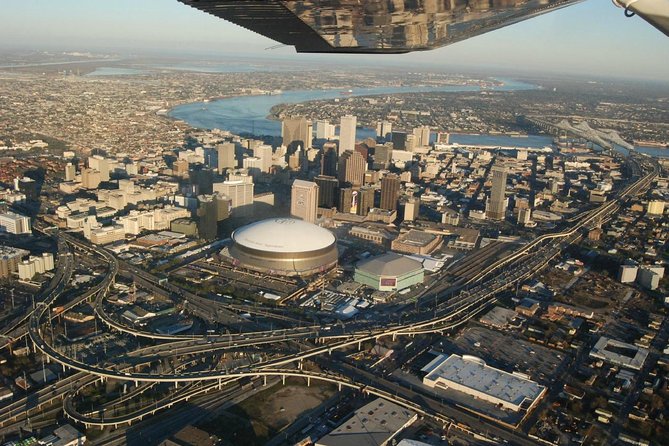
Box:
356 252 423 277
232 218 335 253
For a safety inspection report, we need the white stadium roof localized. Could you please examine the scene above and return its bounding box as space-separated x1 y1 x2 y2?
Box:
232 218 335 253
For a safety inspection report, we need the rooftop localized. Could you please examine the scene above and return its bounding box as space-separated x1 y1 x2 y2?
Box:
233 218 336 253
356 252 423 277
316 398 416 446
424 354 546 409
590 336 649 370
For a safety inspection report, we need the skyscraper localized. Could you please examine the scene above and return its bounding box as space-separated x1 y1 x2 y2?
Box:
315 175 339 209
213 180 254 217
413 126 431 147
189 164 214 195
65 163 76 182
376 121 393 140
217 142 236 173
486 165 508 221
253 144 273 173
291 179 319 223
338 150 365 187
339 115 357 155
391 131 407 150
321 143 338 177
338 186 354 214
197 193 231 241
282 116 311 151
380 173 401 211
404 197 420 221
315 120 335 140
357 187 375 217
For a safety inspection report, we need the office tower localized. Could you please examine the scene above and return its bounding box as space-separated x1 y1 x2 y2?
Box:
338 150 365 187
486 165 508 221
254 144 273 173
338 187 354 214
437 132 450 144
405 134 416 152
315 120 335 140
518 207 531 225
321 143 338 177
339 115 357 155
89 155 110 182
173 159 189 178
197 193 231 241
81 168 101 190
380 174 401 211
290 179 319 223
357 187 375 217
404 197 420 221
391 131 407 150
217 142 236 173
282 116 311 151
354 144 369 165
213 180 254 217
413 126 431 147
65 163 76 182
0 211 31 234
315 175 339 209
374 144 393 169
376 121 393 140
189 164 214 195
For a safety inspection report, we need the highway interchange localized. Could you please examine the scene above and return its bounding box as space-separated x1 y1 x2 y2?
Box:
0 154 659 445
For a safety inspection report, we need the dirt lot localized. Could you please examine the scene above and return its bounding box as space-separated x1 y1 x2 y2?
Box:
200 379 336 446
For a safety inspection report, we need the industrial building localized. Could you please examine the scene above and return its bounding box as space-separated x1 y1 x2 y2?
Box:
590 336 649 370
423 354 546 412
316 398 416 446
354 252 424 291
228 218 338 277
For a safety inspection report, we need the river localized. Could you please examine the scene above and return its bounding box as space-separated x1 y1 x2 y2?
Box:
168 80 667 157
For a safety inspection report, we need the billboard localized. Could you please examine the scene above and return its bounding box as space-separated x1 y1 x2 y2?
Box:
380 277 397 287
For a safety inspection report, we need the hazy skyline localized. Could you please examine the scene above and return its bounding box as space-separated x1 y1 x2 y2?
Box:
2 0 669 80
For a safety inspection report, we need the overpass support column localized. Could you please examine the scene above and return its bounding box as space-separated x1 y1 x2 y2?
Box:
307 377 310 387
299 360 303 370
358 341 362 351
392 333 396 342
282 375 286 386
338 383 342 391
218 379 222 390
263 376 267 387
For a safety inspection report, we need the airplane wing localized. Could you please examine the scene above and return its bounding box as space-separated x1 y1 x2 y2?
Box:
176 0 585 53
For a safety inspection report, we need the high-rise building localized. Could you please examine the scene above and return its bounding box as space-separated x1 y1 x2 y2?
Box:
374 144 393 169
290 179 319 223
89 155 110 182
380 174 401 211
213 180 254 217
189 165 214 195
253 144 273 173
0 246 30 279
338 187 354 214
413 126 431 147
315 175 339 209
81 168 101 190
404 197 420 221
173 159 189 178
486 165 508 221
339 115 357 155
217 142 236 173
197 193 231 241
357 187 375 217
0 212 31 235
338 150 366 187
65 163 76 182
391 131 407 150
282 116 311 151
376 121 393 140
518 207 531 225
321 143 338 177
315 120 335 140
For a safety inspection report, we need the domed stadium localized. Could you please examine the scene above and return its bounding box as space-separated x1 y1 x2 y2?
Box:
228 218 338 277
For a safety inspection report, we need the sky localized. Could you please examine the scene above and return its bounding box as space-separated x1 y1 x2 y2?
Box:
1 0 668 80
